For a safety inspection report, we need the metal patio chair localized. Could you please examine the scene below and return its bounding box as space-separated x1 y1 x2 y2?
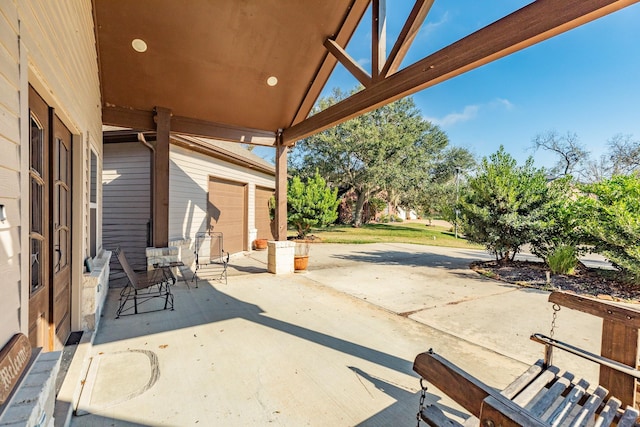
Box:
193 232 229 287
115 247 174 318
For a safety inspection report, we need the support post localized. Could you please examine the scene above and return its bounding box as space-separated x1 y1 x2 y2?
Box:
371 0 386 82
275 134 288 241
153 107 171 248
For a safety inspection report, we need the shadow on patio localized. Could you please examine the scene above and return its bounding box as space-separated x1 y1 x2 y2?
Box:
68 270 469 426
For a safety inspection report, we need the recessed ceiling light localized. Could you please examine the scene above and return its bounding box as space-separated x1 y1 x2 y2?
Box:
132 38 148 53
266 76 278 87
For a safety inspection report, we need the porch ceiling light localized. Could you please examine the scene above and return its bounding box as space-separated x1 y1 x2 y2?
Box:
131 38 148 53
266 76 278 87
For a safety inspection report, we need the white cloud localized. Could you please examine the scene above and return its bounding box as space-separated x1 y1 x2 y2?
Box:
426 105 479 127
494 98 514 110
421 12 450 36
425 98 514 127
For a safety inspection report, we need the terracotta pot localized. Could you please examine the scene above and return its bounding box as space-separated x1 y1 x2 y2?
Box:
294 255 309 271
254 239 268 250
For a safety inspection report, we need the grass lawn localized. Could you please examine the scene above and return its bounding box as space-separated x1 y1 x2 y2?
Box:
298 221 483 249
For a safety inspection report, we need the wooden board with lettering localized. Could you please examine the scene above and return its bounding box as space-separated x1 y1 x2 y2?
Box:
0 333 31 405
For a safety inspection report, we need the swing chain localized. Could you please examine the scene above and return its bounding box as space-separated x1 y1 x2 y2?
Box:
550 303 561 338
416 378 428 426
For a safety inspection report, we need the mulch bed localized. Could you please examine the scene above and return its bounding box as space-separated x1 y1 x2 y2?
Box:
470 260 640 303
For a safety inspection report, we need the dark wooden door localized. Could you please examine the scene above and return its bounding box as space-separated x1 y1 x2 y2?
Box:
28 87 50 350
28 86 73 351
51 116 72 350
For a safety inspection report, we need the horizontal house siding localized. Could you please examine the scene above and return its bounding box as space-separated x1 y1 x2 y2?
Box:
0 0 100 371
169 145 274 249
0 4 23 349
103 143 151 279
17 0 102 142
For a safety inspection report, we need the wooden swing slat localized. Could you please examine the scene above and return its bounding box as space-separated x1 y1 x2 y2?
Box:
500 359 544 399
569 385 607 427
543 378 589 426
511 365 559 407
593 398 620 427
527 371 575 417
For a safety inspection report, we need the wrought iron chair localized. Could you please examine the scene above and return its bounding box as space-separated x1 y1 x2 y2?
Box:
115 247 174 318
193 232 229 287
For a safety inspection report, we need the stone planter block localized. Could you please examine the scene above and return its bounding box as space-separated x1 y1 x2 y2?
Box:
267 241 295 274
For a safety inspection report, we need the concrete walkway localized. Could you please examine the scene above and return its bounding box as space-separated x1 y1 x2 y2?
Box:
59 243 606 426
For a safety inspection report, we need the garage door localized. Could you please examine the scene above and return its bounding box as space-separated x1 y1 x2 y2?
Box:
208 177 247 254
255 186 275 240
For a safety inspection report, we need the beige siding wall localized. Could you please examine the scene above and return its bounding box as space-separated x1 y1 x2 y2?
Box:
103 143 152 278
0 3 22 346
169 145 274 250
0 0 101 346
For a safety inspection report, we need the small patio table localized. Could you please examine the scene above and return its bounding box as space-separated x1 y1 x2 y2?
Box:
153 261 187 287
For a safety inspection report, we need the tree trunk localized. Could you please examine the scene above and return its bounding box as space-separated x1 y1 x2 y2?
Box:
353 191 368 227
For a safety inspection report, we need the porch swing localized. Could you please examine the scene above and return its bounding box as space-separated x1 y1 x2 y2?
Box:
413 291 640 426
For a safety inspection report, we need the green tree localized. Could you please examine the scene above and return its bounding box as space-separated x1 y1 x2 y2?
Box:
459 146 548 263
575 175 640 283
290 88 471 227
287 172 340 238
528 175 580 262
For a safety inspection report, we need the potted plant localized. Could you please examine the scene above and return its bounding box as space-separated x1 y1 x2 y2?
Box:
254 238 268 250
294 242 310 271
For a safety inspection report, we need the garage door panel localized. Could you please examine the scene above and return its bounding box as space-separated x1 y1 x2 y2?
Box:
208 177 247 254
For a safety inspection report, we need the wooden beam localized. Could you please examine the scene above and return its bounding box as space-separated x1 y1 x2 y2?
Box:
102 105 155 130
289 0 370 127
599 320 638 408
549 292 640 328
413 351 497 418
381 0 434 78
171 116 276 146
324 39 372 87
274 135 288 241
283 0 639 144
371 0 386 81
102 105 276 145
152 106 171 248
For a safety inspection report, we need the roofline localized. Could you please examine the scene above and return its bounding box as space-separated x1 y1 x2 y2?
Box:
103 130 276 176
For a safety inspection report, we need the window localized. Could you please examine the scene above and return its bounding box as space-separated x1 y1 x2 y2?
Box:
89 149 98 258
30 114 45 294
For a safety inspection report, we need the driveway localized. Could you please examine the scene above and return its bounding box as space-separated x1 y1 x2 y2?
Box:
59 243 604 426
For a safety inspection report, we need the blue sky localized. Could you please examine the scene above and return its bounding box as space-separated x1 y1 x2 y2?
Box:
257 1 640 170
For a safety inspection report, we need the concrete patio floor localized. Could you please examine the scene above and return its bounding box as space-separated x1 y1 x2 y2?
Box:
58 243 608 426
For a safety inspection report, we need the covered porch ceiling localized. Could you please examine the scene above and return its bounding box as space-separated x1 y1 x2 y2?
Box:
94 0 639 147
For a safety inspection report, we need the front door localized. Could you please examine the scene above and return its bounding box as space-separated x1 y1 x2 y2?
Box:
28 87 50 349
28 86 72 351
52 116 72 349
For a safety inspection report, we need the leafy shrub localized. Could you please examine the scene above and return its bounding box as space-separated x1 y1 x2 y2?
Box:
529 176 582 261
379 214 390 223
575 175 640 283
391 215 403 222
288 172 340 238
368 197 387 219
459 147 548 263
547 245 577 275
